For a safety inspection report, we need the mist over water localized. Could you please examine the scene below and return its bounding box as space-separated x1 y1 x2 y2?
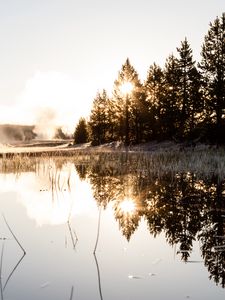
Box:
0 71 95 140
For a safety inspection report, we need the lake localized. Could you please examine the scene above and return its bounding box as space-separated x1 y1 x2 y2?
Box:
0 152 225 300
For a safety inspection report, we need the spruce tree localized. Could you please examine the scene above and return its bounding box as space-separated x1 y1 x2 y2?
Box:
113 58 145 144
160 54 181 139
89 89 111 145
74 118 89 144
144 63 164 139
176 38 203 138
199 14 225 142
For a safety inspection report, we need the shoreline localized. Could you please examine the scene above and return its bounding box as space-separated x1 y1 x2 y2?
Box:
0 140 223 158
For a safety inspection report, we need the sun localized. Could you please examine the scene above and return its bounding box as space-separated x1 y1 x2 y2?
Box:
120 81 133 95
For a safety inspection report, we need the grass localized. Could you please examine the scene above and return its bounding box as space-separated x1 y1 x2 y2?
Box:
0 145 225 179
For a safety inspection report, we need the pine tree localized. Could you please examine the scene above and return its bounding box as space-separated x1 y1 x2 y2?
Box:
89 89 111 145
74 118 89 144
113 58 146 144
199 14 225 142
176 38 203 138
160 54 181 139
186 67 204 137
144 63 164 139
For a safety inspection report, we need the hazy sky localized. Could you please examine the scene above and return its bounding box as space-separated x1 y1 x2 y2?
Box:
0 0 224 132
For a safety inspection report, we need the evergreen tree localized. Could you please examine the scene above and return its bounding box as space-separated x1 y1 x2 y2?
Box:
176 38 203 138
113 58 146 144
89 89 111 145
199 14 225 142
144 63 164 139
160 54 181 139
186 67 204 137
74 118 89 144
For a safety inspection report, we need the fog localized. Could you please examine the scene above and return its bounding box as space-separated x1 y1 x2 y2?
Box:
0 71 96 140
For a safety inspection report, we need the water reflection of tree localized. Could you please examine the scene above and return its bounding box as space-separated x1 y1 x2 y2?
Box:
81 158 225 287
75 164 89 180
198 177 225 287
142 174 202 261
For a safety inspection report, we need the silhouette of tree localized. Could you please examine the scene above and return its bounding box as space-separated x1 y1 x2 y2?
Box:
199 14 225 143
144 63 164 139
73 118 89 144
113 58 145 144
89 89 111 145
160 54 181 139
176 38 203 139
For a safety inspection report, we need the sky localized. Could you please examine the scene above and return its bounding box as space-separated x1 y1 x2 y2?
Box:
0 0 224 135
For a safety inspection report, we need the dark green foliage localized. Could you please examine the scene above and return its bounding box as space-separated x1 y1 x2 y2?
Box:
73 118 89 144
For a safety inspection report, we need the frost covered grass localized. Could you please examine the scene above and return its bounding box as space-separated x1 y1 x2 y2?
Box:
0 145 225 179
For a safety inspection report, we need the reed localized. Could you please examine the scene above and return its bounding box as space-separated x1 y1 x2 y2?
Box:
0 145 225 179
93 206 102 254
2 215 26 255
69 286 74 300
0 243 4 300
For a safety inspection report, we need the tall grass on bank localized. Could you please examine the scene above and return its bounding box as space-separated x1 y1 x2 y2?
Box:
0 146 225 179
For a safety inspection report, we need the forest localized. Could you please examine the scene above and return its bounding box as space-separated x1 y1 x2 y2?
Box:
74 14 225 146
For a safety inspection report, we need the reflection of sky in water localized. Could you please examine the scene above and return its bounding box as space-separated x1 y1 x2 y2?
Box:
0 165 97 226
0 164 225 300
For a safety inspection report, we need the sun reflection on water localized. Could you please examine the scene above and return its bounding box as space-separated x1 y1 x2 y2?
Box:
118 199 136 214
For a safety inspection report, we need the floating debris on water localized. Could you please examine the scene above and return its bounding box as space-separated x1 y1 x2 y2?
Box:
149 273 156 276
152 258 162 265
128 275 143 279
40 282 50 288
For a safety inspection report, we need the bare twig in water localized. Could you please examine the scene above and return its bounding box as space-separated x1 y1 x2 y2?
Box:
3 253 26 291
65 235 67 248
67 222 78 250
69 285 74 300
94 254 103 300
67 171 71 193
73 229 78 241
0 242 5 300
93 206 102 254
2 214 26 255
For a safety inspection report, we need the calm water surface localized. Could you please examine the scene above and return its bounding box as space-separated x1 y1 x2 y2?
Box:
0 156 225 300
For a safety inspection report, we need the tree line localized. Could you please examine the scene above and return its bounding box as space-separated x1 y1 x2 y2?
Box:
74 14 225 145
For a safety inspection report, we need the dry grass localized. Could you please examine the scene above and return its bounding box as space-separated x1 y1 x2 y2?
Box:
0 144 224 179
